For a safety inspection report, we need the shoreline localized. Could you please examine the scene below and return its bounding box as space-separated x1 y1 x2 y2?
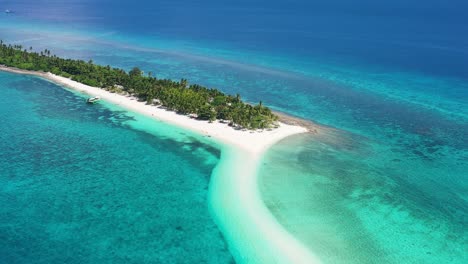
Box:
0 65 308 155
1 65 321 263
209 148 323 264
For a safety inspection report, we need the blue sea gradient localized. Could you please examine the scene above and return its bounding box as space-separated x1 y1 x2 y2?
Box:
0 0 467 263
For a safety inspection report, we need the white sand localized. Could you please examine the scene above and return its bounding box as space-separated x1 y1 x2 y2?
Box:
1 66 319 263
41 72 307 155
0 67 306 154
209 149 323 264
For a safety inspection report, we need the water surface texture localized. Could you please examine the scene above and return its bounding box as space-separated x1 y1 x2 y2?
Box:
259 130 467 263
1 0 467 263
0 72 233 263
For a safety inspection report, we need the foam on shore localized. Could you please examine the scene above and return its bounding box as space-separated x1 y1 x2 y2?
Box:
0 66 319 263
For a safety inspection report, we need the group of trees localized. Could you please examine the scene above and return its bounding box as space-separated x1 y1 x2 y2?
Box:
0 41 279 129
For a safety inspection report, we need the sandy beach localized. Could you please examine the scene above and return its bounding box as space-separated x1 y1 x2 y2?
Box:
0 66 307 155
1 66 320 264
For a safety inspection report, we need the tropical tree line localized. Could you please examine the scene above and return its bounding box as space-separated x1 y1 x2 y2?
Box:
0 41 279 129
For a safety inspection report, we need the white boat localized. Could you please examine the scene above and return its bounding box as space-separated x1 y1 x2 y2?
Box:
86 96 101 104
5 9 11 14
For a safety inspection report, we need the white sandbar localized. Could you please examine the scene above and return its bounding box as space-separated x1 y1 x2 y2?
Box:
1 66 320 263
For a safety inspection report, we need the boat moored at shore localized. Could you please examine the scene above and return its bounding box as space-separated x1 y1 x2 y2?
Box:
86 96 101 104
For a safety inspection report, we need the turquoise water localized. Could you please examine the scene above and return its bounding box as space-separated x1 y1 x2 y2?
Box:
259 130 467 263
0 71 234 263
1 2 468 263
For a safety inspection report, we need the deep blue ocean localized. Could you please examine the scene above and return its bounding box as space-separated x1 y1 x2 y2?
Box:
1 0 467 263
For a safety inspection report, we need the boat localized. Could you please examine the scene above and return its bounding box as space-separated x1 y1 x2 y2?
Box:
86 96 101 104
5 9 12 14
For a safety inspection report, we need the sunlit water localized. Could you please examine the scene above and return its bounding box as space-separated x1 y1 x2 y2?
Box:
0 1 467 263
259 129 467 263
0 72 233 263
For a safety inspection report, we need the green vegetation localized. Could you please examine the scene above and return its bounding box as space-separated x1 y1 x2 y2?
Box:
0 41 279 129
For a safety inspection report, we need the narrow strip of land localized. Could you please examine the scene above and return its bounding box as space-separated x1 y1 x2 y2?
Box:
0 48 319 264
0 65 307 154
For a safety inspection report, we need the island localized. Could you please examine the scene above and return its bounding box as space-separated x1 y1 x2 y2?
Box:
0 40 322 264
0 41 278 130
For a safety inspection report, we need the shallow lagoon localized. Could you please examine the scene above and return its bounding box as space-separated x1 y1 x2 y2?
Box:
259 129 467 263
0 72 234 263
1 2 467 262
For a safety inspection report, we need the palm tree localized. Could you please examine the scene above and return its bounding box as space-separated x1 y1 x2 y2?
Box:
180 78 188 88
0 40 279 130
235 93 241 103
